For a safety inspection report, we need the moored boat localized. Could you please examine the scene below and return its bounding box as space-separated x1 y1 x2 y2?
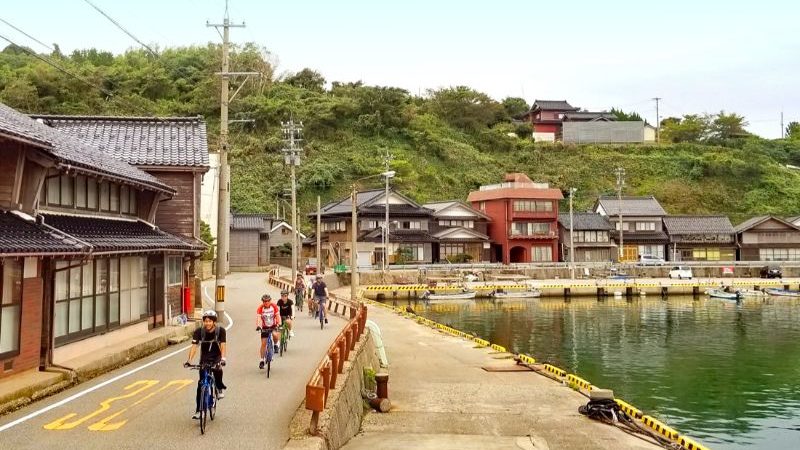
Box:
736 289 767 297
763 288 800 297
422 289 477 301
489 288 541 299
706 288 740 300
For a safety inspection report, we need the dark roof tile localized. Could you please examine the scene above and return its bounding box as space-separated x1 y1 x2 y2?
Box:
558 213 613 230
597 196 667 217
663 216 734 234
0 211 87 255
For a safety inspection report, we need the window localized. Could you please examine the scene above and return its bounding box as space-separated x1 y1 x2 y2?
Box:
120 185 129 214
46 176 60 205
400 221 421 230
439 220 473 228
168 257 182 286
635 222 656 231
129 188 137 215
110 184 120 212
99 181 110 211
0 259 23 357
760 248 800 261
513 200 553 212
322 221 346 232
532 245 553 262
511 222 551 236
60 175 74 206
395 243 424 262
638 245 664 259
440 243 466 259
479 201 486 212
614 222 630 231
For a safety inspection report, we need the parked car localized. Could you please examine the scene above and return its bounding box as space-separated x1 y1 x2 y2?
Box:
760 265 782 278
669 266 693 279
638 254 665 266
304 258 318 275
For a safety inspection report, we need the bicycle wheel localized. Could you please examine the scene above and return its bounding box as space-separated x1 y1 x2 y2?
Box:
209 386 216 421
266 336 273 379
199 386 209 434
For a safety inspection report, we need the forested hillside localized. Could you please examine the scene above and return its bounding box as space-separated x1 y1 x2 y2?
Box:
2 43 800 228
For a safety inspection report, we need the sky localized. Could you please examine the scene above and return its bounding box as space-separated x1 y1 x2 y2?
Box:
1 0 798 138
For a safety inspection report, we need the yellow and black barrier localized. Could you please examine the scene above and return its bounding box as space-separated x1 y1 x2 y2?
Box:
678 435 711 450
614 398 643 420
641 415 680 441
544 364 567 378
518 354 536 364
490 343 507 352
566 374 594 391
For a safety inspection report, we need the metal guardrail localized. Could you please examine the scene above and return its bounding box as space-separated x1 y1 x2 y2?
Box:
267 270 368 434
382 261 800 271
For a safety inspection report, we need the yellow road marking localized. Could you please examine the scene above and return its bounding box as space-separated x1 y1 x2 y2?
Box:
43 380 159 430
88 380 193 431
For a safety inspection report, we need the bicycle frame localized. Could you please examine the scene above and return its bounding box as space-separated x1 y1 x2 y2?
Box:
189 363 219 434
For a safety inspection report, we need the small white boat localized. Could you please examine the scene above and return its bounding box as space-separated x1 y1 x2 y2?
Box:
706 289 740 300
736 289 766 297
763 288 800 297
422 289 477 301
489 288 541 299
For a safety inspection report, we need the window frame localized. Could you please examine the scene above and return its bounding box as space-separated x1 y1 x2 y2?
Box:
0 258 23 359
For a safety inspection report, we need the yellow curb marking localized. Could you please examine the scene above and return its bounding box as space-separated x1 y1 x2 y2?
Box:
88 380 193 431
44 380 159 430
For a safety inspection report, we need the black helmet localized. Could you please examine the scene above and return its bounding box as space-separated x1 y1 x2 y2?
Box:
280 289 289 295
261 294 272 302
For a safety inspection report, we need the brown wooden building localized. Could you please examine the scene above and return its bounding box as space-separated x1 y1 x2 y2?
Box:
663 215 736 261
0 102 205 380
734 216 800 261
423 200 492 262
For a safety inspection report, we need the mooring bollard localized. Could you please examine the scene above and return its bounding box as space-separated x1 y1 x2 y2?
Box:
376 372 389 399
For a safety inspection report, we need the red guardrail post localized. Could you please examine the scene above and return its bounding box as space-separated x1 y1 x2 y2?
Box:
329 347 340 389
337 337 346 373
343 328 352 361
349 325 357 351
321 362 331 404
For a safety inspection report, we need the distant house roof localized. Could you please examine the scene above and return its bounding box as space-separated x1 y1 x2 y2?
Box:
41 213 206 253
270 220 307 239
467 186 563 203
562 112 616 122
610 230 669 243
32 115 209 169
663 215 734 234
558 213 613 231
596 196 667 217
531 100 579 111
0 102 173 194
734 215 800 233
230 213 272 231
362 228 437 243
432 226 489 241
423 200 492 220
316 189 431 218
786 215 800 224
0 210 87 256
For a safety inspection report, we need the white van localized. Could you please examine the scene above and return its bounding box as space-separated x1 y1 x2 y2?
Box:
669 266 693 279
638 254 665 266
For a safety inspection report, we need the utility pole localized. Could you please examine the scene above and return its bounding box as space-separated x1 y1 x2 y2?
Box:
781 111 785 139
615 168 626 262
569 188 576 279
652 97 661 143
350 186 359 302
208 1 258 316
382 150 394 281
316 196 322 274
282 120 303 284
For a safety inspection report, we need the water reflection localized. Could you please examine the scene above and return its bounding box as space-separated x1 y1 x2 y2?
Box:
405 296 800 449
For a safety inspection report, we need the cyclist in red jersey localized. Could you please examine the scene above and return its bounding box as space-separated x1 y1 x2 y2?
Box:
256 294 281 369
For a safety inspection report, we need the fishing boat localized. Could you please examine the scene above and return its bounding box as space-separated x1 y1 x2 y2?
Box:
736 289 767 297
763 288 800 297
421 289 477 301
706 289 740 300
489 288 541 299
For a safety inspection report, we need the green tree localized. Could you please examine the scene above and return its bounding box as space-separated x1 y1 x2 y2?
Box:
610 107 644 122
0 77 39 111
501 97 529 119
426 86 505 131
660 114 709 143
285 68 326 92
786 121 800 140
709 111 749 140
199 221 215 261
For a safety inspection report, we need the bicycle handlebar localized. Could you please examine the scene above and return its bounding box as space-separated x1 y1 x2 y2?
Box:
186 363 222 370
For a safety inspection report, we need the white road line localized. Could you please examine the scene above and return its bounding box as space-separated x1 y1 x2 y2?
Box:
0 282 233 432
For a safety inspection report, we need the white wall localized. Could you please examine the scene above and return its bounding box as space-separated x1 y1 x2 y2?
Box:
200 153 219 238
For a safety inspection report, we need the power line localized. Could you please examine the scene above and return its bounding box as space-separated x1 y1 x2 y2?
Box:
0 31 161 119
0 17 53 52
82 0 158 57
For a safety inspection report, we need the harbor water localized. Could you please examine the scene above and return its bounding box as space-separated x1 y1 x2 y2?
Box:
410 295 800 449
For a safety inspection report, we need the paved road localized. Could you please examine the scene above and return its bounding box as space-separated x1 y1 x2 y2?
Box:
0 272 343 449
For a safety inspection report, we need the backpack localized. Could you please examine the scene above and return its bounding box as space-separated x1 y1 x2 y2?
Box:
200 326 221 352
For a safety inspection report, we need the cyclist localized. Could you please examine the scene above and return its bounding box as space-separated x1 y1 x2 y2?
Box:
184 310 227 419
256 294 281 369
311 274 329 324
277 289 295 337
294 273 306 313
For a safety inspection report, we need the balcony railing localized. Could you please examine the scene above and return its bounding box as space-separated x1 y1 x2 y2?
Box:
508 230 557 239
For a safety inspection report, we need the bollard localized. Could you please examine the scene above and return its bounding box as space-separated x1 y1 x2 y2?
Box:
597 287 605 298
376 372 389 399
369 397 391 413
692 286 699 296
754 285 760 292
661 286 668 298
626 287 633 298
564 287 571 298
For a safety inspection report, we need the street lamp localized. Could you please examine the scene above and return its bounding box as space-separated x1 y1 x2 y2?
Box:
568 187 577 280
350 170 395 302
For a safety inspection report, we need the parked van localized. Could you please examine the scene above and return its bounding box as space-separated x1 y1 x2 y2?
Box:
638 254 665 266
669 266 693 279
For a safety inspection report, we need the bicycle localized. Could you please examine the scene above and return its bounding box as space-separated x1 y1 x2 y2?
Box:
260 327 276 378
279 320 290 356
317 297 327 330
187 362 220 435
308 297 318 318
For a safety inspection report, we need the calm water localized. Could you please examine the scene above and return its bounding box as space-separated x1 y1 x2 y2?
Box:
407 295 800 449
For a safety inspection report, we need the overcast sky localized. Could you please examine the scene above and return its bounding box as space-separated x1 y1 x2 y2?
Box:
2 0 798 138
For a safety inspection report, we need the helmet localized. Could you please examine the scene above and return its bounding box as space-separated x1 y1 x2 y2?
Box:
280 289 289 295
316 274 323 279
202 310 218 321
261 294 272 302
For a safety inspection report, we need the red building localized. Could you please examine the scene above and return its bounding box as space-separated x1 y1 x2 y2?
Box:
467 173 563 264
524 100 580 142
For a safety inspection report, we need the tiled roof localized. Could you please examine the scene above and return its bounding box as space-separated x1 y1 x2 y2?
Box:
0 211 87 255
42 214 204 253
532 100 579 111
787 215 800 224
321 190 384 215
734 215 800 233
0 102 173 194
362 228 437 243
231 213 272 231
562 112 616 121
597 196 666 217
558 213 613 230
359 204 433 217
32 115 209 168
422 200 491 220
432 226 489 241
663 216 734 234
610 230 669 243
